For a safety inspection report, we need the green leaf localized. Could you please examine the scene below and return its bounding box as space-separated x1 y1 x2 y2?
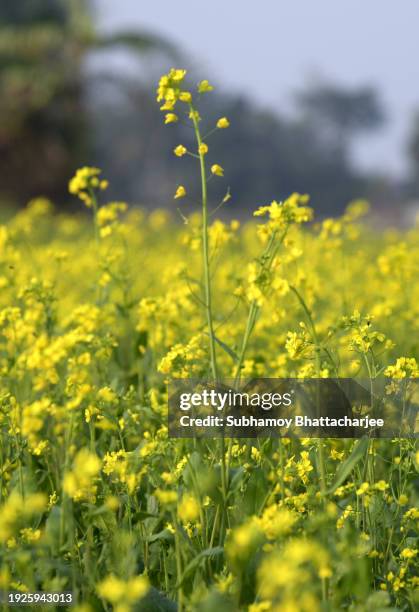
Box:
147 528 174 543
227 466 245 498
132 587 177 612
132 510 159 521
176 546 224 587
326 437 369 494
211 333 239 363
242 468 268 515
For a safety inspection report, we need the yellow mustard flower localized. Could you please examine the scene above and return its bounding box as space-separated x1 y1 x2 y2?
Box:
217 117 230 128
174 185 187 199
165 113 178 124
211 164 224 177
198 79 213 93
174 145 187 157
178 494 200 523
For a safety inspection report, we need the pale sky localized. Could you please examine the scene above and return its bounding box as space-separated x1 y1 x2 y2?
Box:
96 0 419 176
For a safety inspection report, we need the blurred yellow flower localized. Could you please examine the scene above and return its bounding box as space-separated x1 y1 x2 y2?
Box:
165 113 178 124
179 91 192 103
174 185 187 199
211 164 224 177
174 145 187 157
217 117 230 128
97 574 149 608
198 79 213 93
178 494 200 523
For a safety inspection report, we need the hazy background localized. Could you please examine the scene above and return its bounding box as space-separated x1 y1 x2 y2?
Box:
1 0 419 222
97 0 419 176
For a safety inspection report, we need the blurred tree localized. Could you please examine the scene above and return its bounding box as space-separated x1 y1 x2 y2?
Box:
296 82 385 162
0 0 174 206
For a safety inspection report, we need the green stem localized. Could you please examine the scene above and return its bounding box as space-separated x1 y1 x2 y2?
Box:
289 285 319 347
234 228 286 385
173 516 184 612
89 188 100 247
190 108 218 382
60 411 75 548
290 285 327 496
234 302 259 386
190 107 228 558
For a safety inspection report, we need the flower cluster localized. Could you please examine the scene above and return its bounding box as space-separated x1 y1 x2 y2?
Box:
68 166 108 207
254 193 313 236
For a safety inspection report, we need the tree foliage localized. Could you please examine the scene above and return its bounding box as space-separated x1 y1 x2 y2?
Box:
0 0 173 205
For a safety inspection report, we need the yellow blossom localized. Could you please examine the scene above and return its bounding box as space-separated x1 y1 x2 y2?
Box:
211 164 224 177
155 489 178 505
174 145 187 157
198 79 213 93
165 113 178 124
97 574 149 607
63 450 101 502
400 548 417 560
178 494 200 523
179 91 192 103
217 117 230 128
174 185 187 199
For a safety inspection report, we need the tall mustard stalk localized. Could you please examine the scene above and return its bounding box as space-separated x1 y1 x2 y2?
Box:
190 109 218 382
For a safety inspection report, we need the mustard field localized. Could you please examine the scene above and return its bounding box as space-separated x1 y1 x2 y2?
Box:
0 70 418 612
